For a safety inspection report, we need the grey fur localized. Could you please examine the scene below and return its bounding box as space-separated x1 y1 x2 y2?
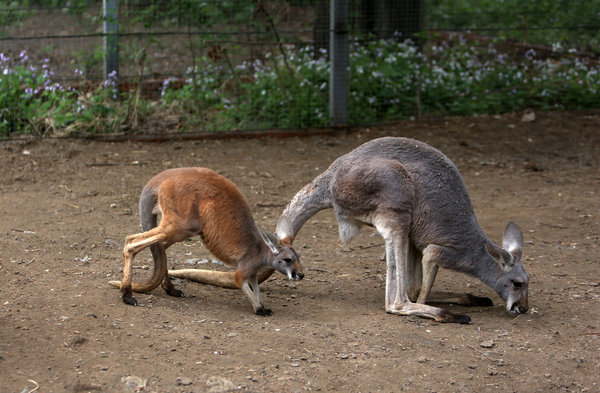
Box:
278 137 529 323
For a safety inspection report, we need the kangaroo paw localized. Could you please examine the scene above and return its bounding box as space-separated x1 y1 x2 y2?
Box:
166 288 184 298
122 294 138 306
255 307 273 317
439 310 471 324
463 294 493 307
453 314 471 324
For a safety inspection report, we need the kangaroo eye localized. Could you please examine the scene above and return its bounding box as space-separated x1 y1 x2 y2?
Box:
283 258 292 264
512 281 522 289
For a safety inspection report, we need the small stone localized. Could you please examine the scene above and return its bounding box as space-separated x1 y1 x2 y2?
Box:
521 111 536 123
176 377 193 386
69 335 86 347
122 376 147 392
206 375 236 393
480 340 495 348
417 356 428 363
290 363 300 367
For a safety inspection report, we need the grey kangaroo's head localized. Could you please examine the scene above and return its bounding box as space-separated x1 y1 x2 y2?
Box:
260 216 304 281
485 221 529 314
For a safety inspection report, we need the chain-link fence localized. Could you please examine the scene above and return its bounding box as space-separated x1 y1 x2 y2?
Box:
1 1 599 137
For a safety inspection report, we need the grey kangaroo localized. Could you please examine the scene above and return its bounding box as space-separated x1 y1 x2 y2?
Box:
274 136 529 324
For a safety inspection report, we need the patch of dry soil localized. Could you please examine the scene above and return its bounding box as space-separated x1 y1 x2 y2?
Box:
1 111 598 392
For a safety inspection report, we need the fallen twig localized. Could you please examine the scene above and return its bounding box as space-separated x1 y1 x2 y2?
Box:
537 221 568 229
256 202 286 208
11 228 35 234
310 268 332 273
358 243 383 250
27 379 40 392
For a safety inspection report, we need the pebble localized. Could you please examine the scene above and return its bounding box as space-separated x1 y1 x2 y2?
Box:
176 377 194 386
68 334 86 347
480 340 495 348
122 376 147 392
206 375 237 393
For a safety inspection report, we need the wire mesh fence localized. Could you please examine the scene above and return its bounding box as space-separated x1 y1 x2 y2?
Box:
1 1 599 137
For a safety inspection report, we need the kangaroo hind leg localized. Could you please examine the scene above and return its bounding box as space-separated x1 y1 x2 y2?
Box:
121 228 169 306
377 222 470 324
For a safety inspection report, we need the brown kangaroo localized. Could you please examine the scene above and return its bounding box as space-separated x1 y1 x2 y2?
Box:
273 137 529 324
109 167 303 316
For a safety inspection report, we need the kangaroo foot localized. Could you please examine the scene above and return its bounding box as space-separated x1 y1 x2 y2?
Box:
462 294 493 307
166 288 184 298
437 309 471 324
386 302 471 324
122 294 138 306
162 277 184 298
255 307 273 317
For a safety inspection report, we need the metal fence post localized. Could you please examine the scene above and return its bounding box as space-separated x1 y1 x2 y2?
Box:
329 0 348 127
103 0 119 82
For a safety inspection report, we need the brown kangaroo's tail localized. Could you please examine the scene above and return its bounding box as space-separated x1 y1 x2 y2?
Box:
167 266 275 289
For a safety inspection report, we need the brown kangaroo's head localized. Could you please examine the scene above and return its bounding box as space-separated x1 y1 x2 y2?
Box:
260 215 304 281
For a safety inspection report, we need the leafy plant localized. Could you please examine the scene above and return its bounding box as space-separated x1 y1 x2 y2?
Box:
2 35 599 137
160 36 600 129
0 51 118 136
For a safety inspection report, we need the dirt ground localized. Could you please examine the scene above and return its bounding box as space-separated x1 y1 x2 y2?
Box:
0 111 598 393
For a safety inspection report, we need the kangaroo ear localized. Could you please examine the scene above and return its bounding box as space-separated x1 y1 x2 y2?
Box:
502 221 523 260
276 215 294 245
485 242 515 272
259 228 280 255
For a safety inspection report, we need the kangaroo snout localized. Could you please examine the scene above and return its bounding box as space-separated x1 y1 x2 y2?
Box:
510 303 528 314
291 271 304 281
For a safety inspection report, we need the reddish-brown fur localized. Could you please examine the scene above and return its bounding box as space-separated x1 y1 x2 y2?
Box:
109 167 303 315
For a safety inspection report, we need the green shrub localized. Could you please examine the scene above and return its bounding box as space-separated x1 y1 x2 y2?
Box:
160 36 599 129
2 36 599 136
0 51 118 136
